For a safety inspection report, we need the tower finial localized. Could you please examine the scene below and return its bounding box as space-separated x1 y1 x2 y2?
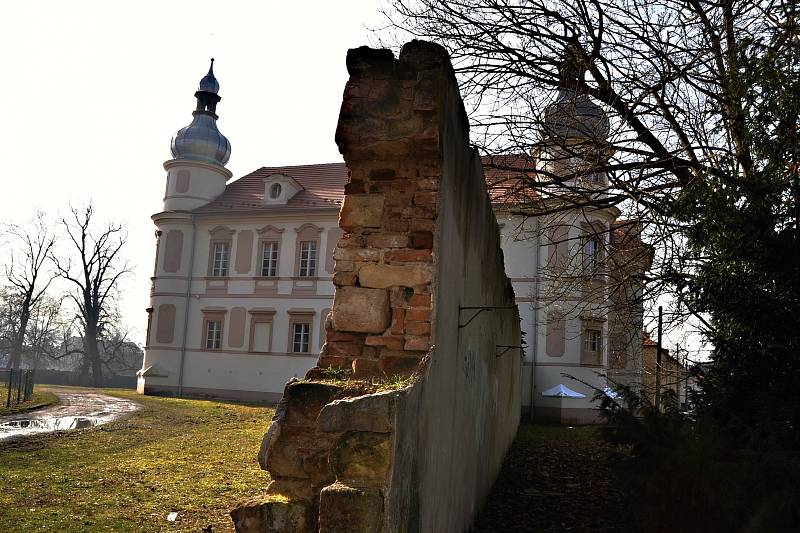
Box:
558 34 586 93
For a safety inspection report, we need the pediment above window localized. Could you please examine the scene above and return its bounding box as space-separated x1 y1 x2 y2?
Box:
208 225 235 238
256 224 285 238
263 174 303 205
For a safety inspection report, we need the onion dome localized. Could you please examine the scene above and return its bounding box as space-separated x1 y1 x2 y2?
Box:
542 38 610 141
198 59 220 94
170 59 231 166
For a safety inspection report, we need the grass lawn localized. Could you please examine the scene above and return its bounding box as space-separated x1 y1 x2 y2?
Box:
0 386 60 416
0 388 273 532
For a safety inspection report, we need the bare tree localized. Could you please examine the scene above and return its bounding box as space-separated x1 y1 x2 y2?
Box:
52 204 130 387
1 212 56 369
381 0 791 355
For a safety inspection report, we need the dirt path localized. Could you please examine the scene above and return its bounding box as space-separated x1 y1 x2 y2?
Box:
473 424 630 532
0 387 140 441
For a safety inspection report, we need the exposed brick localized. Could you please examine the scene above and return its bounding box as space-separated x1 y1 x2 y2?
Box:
323 341 363 357
390 287 413 308
379 355 421 377
332 272 357 286
340 194 385 230
406 307 431 321
416 177 439 190
365 335 405 351
410 218 436 232
318 356 352 370
351 358 381 379
404 335 430 351
408 292 431 307
405 321 431 336
414 191 437 205
410 231 434 249
334 260 355 272
401 206 436 220
383 214 410 232
385 249 433 263
361 346 379 359
359 263 432 288
334 247 380 262
368 180 394 193
369 168 396 180
366 233 409 249
390 308 406 335
331 287 391 334
326 330 365 343
344 180 366 194
337 234 366 248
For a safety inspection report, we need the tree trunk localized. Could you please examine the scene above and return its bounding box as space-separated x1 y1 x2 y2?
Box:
9 304 31 370
85 332 103 388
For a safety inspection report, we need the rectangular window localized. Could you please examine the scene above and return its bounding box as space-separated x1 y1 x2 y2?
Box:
212 242 230 277
205 320 223 349
583 237 600 272
298 241 317 277
292 323 310 353
261 241 279 277
585 329 601 352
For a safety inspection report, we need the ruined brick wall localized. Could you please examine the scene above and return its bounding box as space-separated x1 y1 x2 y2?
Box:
231 41 520 533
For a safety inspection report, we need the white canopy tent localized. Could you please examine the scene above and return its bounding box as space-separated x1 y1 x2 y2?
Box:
540 383 586 398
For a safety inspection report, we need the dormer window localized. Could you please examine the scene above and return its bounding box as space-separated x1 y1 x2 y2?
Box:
263 174 303 205
269 183 282 200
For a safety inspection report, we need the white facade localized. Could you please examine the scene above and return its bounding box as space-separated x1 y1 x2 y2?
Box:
139 61 644 422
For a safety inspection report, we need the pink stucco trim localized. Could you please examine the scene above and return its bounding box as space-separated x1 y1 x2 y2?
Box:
155 304 176 344
235 230 254 274
228 306 247 348
176 169 191 193
163 230 184 273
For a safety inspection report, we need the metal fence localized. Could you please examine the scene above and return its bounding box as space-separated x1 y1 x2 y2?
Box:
0 369 36 408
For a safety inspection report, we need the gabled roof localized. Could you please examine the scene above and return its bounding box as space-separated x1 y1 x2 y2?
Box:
193 162 349 214
192 156 542 216
482 154 541 206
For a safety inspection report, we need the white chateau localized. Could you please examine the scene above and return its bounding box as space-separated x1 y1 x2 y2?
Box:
139 56 644 422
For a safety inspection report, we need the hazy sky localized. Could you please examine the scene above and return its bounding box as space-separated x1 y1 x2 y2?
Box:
1 1 384 344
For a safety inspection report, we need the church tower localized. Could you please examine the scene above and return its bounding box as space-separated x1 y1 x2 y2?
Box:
538 37 611 192
163 59 232 210
139 60 233 396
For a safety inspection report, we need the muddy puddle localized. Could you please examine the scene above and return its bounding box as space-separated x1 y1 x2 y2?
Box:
0 390 140 441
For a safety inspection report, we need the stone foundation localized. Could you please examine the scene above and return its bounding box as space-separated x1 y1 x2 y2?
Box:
232 41 521 532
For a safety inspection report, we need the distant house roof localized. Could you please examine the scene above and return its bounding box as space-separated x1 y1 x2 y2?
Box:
193 162 349 214
482 154 541 206
192 156 543 216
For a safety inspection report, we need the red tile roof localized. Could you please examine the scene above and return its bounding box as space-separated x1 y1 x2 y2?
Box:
192 156 541 215
482 154 541 206
193 162 349 214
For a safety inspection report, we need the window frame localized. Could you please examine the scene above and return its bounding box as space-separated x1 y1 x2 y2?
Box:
287 308 316 355
211 241 231 277
298 240 318 278
291 322 311 353
248 308 276 354
293 223 323 279
204 318 223 350
260 240 280 277
207 226 235 278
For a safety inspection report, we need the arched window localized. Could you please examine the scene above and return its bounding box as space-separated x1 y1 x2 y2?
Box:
269 183 282 199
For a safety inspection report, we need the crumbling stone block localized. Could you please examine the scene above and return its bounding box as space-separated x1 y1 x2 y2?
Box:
318 483 384 533
358 263 432 289
339 194 385 230
331 287 391 334
317 391 395 433
230 496 311 533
